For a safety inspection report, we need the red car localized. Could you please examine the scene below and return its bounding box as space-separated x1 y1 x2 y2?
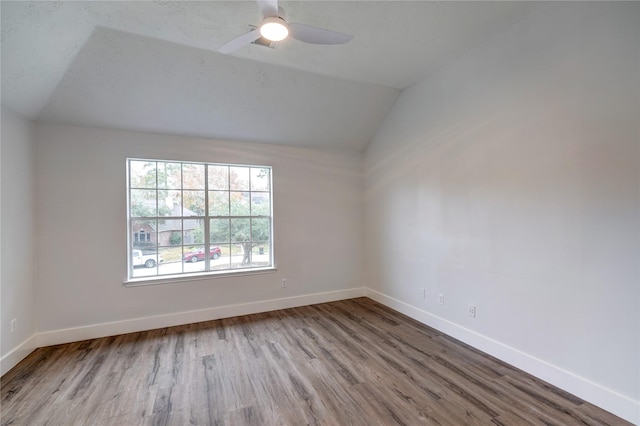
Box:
183 247 221 262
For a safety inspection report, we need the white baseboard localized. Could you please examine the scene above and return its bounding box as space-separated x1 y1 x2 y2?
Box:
1 287 365 377
36 287 366 348
0 335 38 376
365 288 640 425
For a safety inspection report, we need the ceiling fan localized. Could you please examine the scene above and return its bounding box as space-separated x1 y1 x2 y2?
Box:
218 0 353 54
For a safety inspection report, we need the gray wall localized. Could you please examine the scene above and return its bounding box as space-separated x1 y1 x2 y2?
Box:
1 106 36 373
32 124 364 336
364 3 639 421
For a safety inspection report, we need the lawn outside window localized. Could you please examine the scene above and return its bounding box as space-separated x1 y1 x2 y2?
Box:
126 158 273 283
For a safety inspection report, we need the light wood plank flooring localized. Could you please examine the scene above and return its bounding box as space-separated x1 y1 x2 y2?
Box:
0 298 631 425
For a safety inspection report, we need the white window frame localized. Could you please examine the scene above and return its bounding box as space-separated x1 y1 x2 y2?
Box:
125 158 275 285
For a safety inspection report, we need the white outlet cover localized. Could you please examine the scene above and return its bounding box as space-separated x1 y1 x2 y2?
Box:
467 305 476 317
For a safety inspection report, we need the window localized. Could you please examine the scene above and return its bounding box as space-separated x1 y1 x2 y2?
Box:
127 159 273 280
134 230 150 243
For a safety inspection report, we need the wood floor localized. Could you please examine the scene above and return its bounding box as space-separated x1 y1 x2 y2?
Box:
0 298 630 425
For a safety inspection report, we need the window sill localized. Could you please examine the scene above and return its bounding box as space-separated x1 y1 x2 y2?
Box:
123 266 277 287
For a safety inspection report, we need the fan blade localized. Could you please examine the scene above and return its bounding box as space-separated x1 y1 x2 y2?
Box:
218 30 261 54
257 0 278 18
289 23 353 45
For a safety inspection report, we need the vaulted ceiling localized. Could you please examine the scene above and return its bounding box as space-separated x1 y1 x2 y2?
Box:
1 1 535 151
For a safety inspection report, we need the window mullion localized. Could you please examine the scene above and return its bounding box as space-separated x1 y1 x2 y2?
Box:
228 166 231 267
248 169 252 265
204 165 210 271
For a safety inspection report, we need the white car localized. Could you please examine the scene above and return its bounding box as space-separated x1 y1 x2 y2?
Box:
132 249 163 268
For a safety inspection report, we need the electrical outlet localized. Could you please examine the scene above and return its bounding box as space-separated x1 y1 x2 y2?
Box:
10 318 17 333
467 305 476 318
437 293 444 305
419 288 425 299
281 278 287 288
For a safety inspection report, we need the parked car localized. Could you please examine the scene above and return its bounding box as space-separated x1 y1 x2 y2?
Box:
183 246 221 263
132 249 163 268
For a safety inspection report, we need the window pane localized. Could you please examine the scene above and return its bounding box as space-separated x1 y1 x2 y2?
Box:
210 218 230 244
230 166 250 191
184 190 205 215
251 167 270 191
130 189 156 217
183 218 204 245
130 161 156 189
230 218 250 242
211 244 231 270
183 245 206 273
251 193 270 216
131 219 157 248
158 218 182 247
131 247 160 278
157 162 182 189
251 218 270 242
208 165 229 190
252 244 269 267
230 192 250 216
183 163 205 190
158 190 181 216
209 191 229 216
183 245 204 262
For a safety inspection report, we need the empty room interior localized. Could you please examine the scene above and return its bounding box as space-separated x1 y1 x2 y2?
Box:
1 1 639 424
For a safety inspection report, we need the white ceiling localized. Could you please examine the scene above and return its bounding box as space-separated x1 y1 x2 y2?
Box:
1 1 535 151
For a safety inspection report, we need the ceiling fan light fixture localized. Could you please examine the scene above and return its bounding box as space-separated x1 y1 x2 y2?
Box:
218 2 353 54
260 17 289 41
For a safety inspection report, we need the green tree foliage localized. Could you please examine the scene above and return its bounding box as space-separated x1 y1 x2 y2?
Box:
169 232 182 246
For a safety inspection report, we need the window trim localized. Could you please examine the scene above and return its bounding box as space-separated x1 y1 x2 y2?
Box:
126 158 275 284
123 266 277 287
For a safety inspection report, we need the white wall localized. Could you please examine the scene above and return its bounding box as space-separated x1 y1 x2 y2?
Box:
33 123 363 340
364 3 639 423
1 106 37 374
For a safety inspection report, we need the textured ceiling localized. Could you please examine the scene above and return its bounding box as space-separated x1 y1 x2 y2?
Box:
1 1 536 151
37 27 399 150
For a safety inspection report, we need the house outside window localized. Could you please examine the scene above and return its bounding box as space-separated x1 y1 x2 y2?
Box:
127 159 273 280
